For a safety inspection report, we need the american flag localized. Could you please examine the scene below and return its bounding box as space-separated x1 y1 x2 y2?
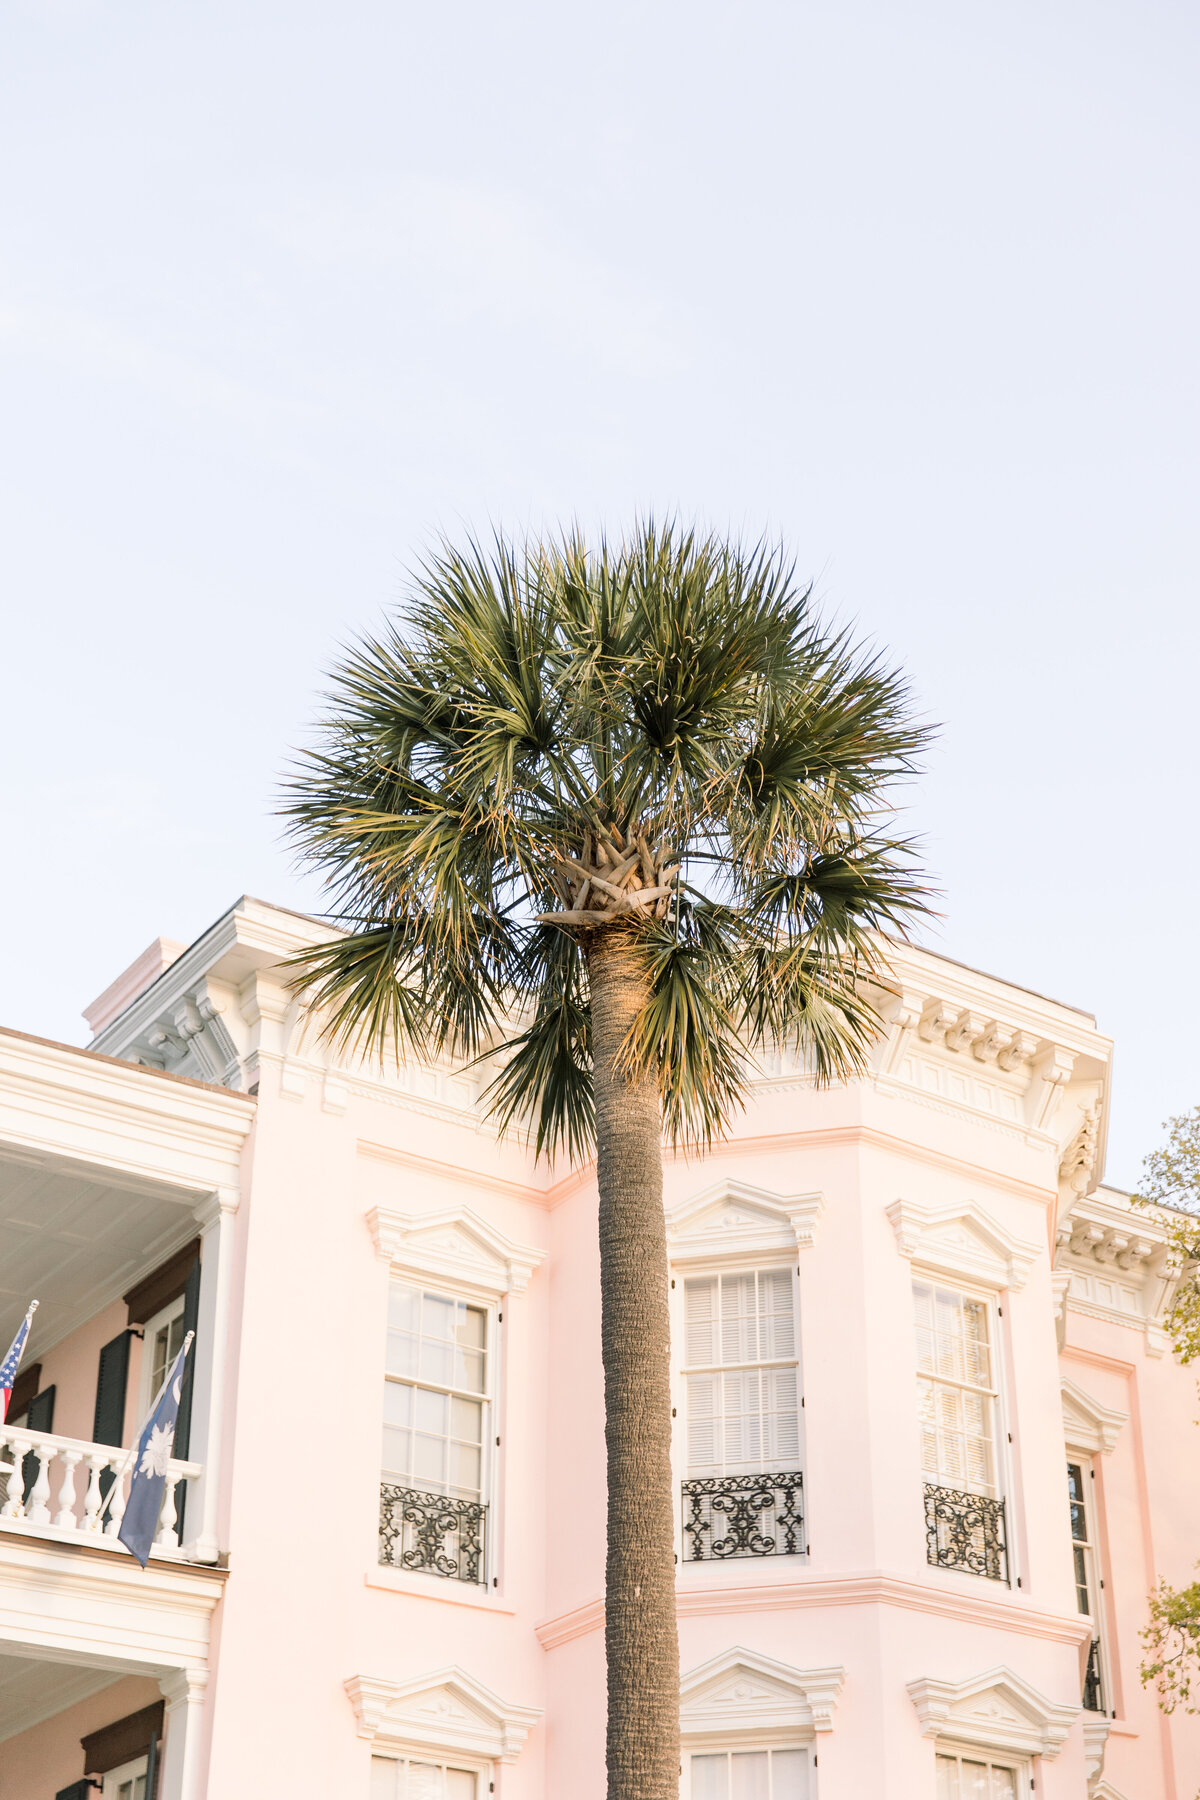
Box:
0 1302 38 1421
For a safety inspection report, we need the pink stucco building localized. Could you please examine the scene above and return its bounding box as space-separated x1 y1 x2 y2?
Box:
0 895 1196 1798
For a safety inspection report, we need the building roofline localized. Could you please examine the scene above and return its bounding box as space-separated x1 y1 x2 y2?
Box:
0 1023 257 1102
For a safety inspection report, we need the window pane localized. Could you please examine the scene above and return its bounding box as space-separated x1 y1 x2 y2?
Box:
770 1749 808 1797
370 1759 399 1799
961 1760 992 1800
413 1433 447 1485
451 1440 482 1495
445 1772 477 1800
456 1346 486 1393
935 1755 958 1800
407 1765 443 1800
691 1755 730 1800
990 1768 1017 1799
758 1268 795 1360
730 1750 769 1800
721 1273 759 1365
457 1305 486 1349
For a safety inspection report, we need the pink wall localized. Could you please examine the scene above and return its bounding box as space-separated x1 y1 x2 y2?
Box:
1 1674 161 1800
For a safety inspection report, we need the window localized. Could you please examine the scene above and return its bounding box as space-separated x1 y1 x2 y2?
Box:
913 1281 997 1495
689 1748 810 1798
140 1296 186 1416
1068 1460 1107 1711
102 1758 148 1800
935 1750 1018 1797
914 1280 1008 1582
683 1269 799 1476
370 1755 476 1798
382 1284 488 1500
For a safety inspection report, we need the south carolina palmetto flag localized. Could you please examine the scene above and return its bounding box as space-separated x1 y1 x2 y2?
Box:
118 1331 194 1567
0 1302 38 1420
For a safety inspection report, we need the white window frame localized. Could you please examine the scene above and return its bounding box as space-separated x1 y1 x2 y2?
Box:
380 1275 499 1588
681 1739 813 1799
101 1756 149 1800
138 1293 187 1418
369 1749 489 1797
1067 1452 1112 1716
671 1253 805 1564
934 1742 1029 1797
910 1270 1018 1585
677 1260 804 1479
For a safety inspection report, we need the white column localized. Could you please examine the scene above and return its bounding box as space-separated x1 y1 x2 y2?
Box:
182 1185 239 1564
157 1667 209 1800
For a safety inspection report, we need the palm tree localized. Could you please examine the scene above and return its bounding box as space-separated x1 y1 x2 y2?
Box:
284 522 931 1800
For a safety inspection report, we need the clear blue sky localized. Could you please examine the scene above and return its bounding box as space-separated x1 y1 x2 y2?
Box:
3 0 1197 1186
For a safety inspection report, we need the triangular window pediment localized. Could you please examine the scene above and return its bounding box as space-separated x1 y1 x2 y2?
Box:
667 1181 823 1264
887 1200 1039 1291
366 1205 544 1298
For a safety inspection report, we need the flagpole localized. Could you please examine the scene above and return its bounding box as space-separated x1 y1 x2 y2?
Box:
97 1331 194 1526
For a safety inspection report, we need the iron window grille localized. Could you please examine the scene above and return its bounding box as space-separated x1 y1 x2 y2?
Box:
1083 1636 1105 1715
681 1470 806 1561
379 1482 486 1584
924 1481 1009 1583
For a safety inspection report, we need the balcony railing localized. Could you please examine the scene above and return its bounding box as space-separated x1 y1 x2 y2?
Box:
924 1482 1008 1583
681 1471 806 1562
379 1483 486 1584
0 1422 200 1556
1083 1637 1105 1713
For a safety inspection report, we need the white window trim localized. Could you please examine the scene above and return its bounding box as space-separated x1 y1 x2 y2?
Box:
678 1648 843 1796
346 1666 542 1766
380 1274 499 1589
910 1265 1020 1587
367 1204 545 1303
887 1197 1039 1292
138 1294 187 1417
933 1741 1031 1795
1067 1451 1113 1720
682 1741 815 1799
101 1756 149 1799
907 1665 1078 1761
676 1261 804 1470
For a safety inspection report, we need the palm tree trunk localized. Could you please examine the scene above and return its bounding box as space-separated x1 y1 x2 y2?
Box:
586 927 679 1800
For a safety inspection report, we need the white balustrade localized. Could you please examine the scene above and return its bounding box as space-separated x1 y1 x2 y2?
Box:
0 1422 201 1557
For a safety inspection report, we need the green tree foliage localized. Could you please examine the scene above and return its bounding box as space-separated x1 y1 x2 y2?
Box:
1135 1108 1200 1715
282 522 932 1800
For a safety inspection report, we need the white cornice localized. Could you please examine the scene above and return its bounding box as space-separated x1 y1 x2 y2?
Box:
886 1197 1040 1291
907 1665 1078 1760
0 1029 253 1198
667 1179 824 1266
366 1205 546 1297
680 1647 844 1739
1061 1378 1128 1457
0 1537 222 1672
345 1666 542 1764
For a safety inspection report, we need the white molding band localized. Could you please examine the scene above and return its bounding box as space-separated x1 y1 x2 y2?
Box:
366 1205 545 1299
886 1198 1040 1291
666 1179 824 1267
907 1665 1078 1760
345 1665 542 1764
680 1646 844 1743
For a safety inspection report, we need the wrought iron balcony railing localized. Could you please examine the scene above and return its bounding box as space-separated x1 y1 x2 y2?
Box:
379 1483 486 1584
681 1471 806 1562
1083 1637 1105 1713
923 1482 1008 1583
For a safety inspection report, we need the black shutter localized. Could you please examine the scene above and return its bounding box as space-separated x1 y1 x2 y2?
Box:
172 1258 202 1541
20 1385 56 1504
94 1331 131 1501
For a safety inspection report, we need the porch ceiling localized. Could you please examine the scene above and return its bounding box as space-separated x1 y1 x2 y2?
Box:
0 1150 200 1361
0 1650 120 1742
